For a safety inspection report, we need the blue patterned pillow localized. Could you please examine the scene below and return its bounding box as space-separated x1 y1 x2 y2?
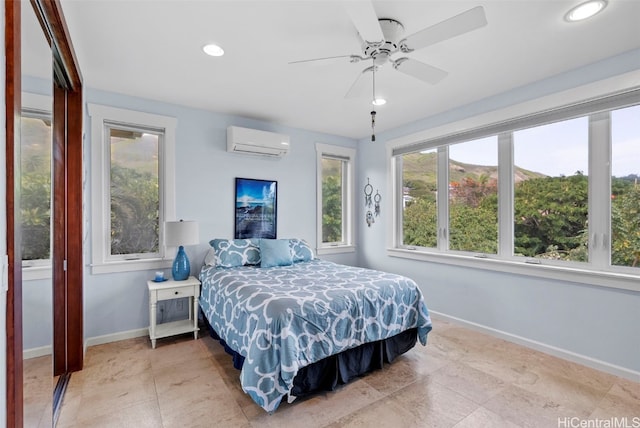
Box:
260 239 293 268
210 239 261 268
289 239 314 262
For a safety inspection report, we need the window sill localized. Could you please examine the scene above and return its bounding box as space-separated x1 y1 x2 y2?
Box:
387 248 640 292
91 258 172 275
317 245 356 256
22 265 52 281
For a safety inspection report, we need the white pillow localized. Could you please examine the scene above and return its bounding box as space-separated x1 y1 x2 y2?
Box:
203 247 217 266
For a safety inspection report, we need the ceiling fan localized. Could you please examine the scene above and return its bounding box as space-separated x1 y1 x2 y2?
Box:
290 2 488 98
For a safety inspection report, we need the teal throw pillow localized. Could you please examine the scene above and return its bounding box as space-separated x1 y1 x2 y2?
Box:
260 239 294 268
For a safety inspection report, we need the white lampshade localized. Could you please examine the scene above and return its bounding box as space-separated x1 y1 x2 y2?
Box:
165 220 199 247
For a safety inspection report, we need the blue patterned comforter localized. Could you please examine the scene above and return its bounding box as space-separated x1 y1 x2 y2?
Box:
199 259 432 412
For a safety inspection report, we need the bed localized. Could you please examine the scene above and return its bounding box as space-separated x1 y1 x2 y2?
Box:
199 238 432 413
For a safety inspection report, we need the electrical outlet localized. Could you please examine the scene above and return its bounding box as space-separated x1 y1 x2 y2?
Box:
176 299 184 311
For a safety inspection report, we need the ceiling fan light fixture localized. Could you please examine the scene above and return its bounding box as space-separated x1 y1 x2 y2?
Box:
202 43 225 57
372 98 386 106
565 0 608 22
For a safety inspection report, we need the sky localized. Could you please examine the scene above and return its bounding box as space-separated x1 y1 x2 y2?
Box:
447 104 639 178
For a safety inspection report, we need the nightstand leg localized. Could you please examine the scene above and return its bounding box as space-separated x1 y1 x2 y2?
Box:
150 301 157 349
189 296 198 339
193 296 198 340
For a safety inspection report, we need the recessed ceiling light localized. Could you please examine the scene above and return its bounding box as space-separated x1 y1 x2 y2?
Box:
372 98 387 106
565 0 608 22
202 43 224 57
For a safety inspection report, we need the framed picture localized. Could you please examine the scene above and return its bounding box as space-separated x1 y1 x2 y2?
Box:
234 178 278 239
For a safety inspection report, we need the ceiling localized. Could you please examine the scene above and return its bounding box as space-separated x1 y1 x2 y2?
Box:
24 1 640 139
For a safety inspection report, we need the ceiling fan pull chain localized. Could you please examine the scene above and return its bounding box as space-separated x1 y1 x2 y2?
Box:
371 58 377 142
370 111 376 142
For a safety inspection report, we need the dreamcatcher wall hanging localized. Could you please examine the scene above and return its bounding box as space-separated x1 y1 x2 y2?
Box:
364 178 381 227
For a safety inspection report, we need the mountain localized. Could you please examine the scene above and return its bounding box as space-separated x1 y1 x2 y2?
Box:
402 152 546 192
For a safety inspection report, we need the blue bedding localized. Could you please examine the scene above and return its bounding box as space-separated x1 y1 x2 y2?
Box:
199 259 432 412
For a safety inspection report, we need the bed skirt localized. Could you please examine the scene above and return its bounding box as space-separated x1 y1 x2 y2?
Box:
202 315 417 398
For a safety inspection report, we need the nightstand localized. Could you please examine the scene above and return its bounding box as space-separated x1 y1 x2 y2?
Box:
147 275 201 349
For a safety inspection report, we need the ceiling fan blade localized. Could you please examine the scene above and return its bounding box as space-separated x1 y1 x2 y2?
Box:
288 54 357 65
342 1 384 44
345 67 373 99
402 6 487 51
393 58 448 85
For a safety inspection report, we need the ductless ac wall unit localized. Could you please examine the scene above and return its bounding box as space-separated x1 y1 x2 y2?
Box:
227 126 290 157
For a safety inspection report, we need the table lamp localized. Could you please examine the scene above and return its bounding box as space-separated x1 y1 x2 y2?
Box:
165 220 199 280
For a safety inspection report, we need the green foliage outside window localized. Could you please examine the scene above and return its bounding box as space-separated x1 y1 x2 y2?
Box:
401 151 639 268
21 116 51 261
109 130 160 256
514 172 589 259
449 175 498 253
21 168 51 260
322 173 342 243
110 165 159 255
403 197 437 248
611 180 640 267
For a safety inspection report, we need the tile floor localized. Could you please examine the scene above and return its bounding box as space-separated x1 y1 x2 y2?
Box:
23 355 53 428
49 315 638 427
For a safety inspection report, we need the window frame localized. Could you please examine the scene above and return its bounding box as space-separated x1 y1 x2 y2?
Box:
21 92 53 280
316 143 356 255
388 87 640 292
89 104 176 274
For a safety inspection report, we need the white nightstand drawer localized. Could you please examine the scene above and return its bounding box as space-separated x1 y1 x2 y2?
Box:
157 286 196 301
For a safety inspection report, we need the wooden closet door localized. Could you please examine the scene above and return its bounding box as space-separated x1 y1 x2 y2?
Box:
52 84 83 377
5 1 24 425
5 1 83 425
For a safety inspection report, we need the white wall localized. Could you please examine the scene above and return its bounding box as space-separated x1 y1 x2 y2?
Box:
356 48 640 380
21 84 360 349
22 279 51 351
80 88 358 341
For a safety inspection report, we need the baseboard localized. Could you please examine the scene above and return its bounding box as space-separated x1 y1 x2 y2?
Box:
430 310 640 382
83 328 149 353
80 314 640 383
23 345 52 360
25 329 149 359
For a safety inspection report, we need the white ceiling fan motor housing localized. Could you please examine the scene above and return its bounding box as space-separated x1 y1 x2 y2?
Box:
362 19 405 66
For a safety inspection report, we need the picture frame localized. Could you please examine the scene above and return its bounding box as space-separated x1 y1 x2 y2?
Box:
234 177 278 239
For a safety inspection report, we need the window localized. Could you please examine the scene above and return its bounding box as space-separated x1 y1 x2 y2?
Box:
449 137 498 254
391 89 640 290
611 104 640 269
321 157 344 243
316 143 355 254
402 149 438 249
513 118 589 262
21 92 53 280
89 104 176 273
108 124 161 256
21 110 52 265
400 138 499 255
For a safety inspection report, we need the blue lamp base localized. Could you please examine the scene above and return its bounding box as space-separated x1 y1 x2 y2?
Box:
172 245 190 280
